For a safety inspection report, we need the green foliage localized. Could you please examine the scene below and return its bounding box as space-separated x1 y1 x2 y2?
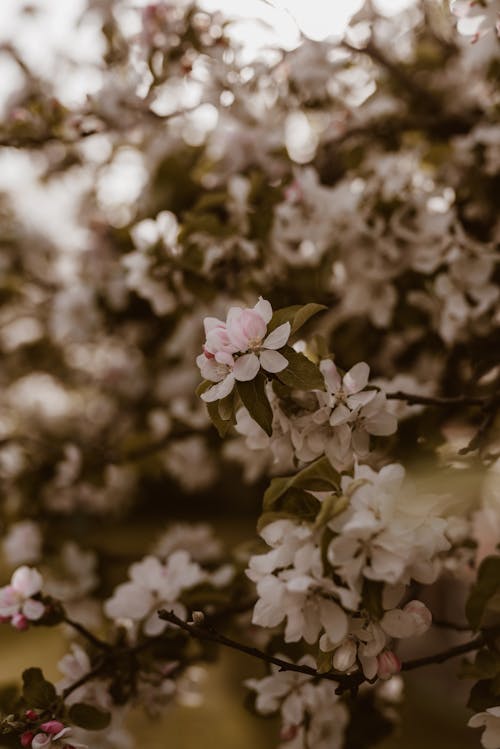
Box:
237 373 273 436
68 702 111 731
21 668 57 710
276 346 325 390
466 555 500 629
267 303 327 336
263 457 339 510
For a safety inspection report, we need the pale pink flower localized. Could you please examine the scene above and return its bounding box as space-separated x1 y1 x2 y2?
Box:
0 566 45 629
198 298 290 402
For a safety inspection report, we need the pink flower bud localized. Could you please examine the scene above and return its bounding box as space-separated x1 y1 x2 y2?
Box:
403 600 432 636
11 613 29 631
40 721 65 735
20 731 34 747
377 650 401 680
25 710 38 720
280 725 299 742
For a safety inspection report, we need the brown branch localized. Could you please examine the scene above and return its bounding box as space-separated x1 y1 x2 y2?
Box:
385 391 488 407
158 609 363 693
402 636 485 671
158 610 489 691
62 615 112 652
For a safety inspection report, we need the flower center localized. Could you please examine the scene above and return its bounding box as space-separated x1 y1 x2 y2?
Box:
248 336 263 351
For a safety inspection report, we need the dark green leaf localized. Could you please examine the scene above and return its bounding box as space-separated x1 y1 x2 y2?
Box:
237 373 273 436
466 555 500 629
263 457 339 510
467 679 500 712
276 346 325 391
68 703 111 731
22 668 57 709
206 401 232 438
267 303 327 335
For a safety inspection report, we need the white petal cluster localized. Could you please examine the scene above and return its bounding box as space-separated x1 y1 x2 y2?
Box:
246 656 348 749
104 552 205 636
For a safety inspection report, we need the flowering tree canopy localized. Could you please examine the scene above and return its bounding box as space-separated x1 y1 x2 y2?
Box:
0 1 499 748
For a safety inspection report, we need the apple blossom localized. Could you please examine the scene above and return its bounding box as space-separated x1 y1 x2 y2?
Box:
0 566 45 629
197 298 291 402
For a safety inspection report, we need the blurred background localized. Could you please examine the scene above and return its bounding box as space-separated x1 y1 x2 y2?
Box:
1 0 499 747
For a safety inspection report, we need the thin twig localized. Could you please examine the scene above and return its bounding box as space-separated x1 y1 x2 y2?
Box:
62 616 112 651
158 609 361 690
385 391 488 407
402 636 485 671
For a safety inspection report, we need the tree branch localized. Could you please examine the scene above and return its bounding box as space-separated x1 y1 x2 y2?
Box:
158 609 363 692
62 615 112 652
385 391 488 407
402 636 485 671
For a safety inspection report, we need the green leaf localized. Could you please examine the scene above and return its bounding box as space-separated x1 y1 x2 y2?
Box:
263 457 339 510
466 555 500 629
236 373 273 436
206 401 232 438
276 346 325 391
22 668 57 709
460 649 500 680
316 649 334 674
467 679 500 712
68 703 111 731
195 379 212 397
267 303 327 335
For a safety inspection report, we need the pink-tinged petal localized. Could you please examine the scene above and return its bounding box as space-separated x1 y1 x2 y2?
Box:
22 599 45 621
233 353 260 381
241 309 267 341
259 349 288 373
11 567 42 598
201 374 235 402
263 322 291 350
203 316 225 334
343 362 370 394
214 350 234 366
330 404 351 426
40 722 65 736
253 296 273 324
320 360 341 393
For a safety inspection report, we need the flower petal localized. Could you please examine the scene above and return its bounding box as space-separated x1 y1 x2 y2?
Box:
233 353 260 381
320 359 341 392
344 362 370 394
263 323 291 350
201 374 235 402
260 349 288 373
319 599 348 645
253 297 273 323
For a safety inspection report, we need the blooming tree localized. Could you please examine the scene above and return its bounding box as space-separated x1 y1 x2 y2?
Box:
0 1 499 748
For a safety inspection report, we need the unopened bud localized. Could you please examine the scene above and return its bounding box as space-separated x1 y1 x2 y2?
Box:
377 650 401 680
403 600 432 636
280 724 299 742
332 639 357 672
192 611 205 625
11 613 29 631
